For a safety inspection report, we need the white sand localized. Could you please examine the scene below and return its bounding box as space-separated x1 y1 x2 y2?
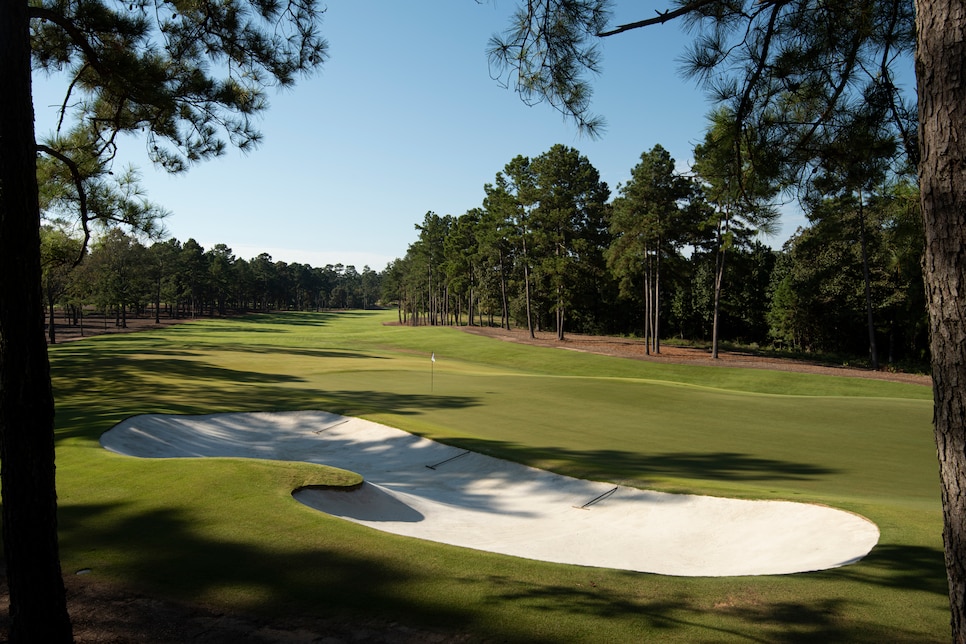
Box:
100 410 879 576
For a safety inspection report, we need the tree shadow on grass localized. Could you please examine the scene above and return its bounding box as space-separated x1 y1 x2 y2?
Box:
55 502 477 638
50 341 200 360
52 357 307 432
180 343 390 360
113 357 308 385
595 449 838 483
447 438 838 486
170 324 295 334
482 574 939 643
822 543 949 596
54 373 481 444
233 311 375 327
54 499 943 644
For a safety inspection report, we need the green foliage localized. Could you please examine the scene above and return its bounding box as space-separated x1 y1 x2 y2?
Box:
768 181 927 364
395 146 613 336
40 225 84 342
488 1 610 135
41 229 380 334
676 241 776 343
29 0 328 251
528 144 611 338
378 137 925 368
682 0 915 183
606 145 693 294
31 0 328 171
606 144 695 346
83 228 150 321
36 137 169 247
692 109 780 235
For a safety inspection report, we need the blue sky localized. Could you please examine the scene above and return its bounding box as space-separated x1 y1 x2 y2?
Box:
32 1 908 270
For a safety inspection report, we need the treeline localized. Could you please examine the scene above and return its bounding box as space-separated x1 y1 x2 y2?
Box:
383 143 928 369
47 141 928 368
41 227 382 343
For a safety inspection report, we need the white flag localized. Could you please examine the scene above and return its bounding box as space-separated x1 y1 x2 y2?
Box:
431 352 436 363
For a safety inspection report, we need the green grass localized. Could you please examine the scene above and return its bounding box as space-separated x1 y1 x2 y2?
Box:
47 310 947 642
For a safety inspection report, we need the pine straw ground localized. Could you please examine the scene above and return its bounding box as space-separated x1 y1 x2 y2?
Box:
459 325 931 386
0 316 929 642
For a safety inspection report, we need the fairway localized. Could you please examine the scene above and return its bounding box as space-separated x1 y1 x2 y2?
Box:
49 310 947 642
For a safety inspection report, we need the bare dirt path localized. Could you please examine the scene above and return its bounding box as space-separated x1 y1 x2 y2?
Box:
460 325 932 387
47 313 190 344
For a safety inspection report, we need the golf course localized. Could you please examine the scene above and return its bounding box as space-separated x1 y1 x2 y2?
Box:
49 310 946 642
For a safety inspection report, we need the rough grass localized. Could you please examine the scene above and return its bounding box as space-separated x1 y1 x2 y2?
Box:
47 310 947 643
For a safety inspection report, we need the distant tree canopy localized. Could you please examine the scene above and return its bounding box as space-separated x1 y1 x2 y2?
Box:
374 143 927 367
45 145 927 368
41 229 381 340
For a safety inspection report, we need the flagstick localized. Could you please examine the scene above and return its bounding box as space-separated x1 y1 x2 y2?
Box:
431 352 435 393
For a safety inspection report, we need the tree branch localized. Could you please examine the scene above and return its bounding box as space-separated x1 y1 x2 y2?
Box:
598 0 720 37
28 6 108 78
36 145 91 264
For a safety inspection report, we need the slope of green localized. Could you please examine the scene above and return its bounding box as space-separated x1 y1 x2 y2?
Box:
48 310 947 642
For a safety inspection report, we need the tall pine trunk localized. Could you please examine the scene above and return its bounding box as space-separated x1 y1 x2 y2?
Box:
46 290 57 345
499 248 510 330
857 192 879 370
916 1 966 639
556 243 565 341
0 1 73 640
644 246 654 355
154 272 162 324
712 253 725 360
522 235 534 339
654 240 661 354
711 218 728 360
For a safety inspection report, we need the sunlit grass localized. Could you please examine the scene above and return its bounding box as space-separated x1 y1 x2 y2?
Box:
47 310 947 642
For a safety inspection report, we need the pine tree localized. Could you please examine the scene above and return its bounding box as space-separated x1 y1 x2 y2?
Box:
1 0 327 639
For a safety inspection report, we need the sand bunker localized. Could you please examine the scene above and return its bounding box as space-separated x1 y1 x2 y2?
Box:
100 410 879 576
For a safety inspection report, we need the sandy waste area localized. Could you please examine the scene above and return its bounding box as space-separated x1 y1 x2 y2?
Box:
101 410 879 577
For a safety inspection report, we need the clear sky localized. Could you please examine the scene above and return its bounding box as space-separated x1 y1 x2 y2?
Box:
31 1 912 270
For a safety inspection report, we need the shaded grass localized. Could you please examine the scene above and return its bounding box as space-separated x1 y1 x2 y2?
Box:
46 310 947 642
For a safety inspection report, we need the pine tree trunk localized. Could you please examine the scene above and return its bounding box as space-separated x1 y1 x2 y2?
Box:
556 277 564 341
916 1 966 639
0 1 73 640
47 291 57 345
642 270 650 356
522 236 534 339
654 242 661 354
857 194 879 370
499 249 510 330
712 261 723 359
643 248 651 356
467 281 472 326
556 297 564 341
154 275 161 324
712 221 727 360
